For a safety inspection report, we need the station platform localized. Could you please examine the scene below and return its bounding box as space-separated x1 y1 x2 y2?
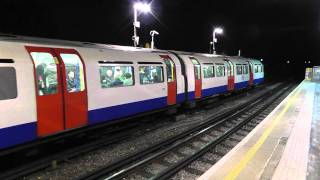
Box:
198 81 320 180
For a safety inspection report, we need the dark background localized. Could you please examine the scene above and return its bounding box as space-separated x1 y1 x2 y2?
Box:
0 0 318 80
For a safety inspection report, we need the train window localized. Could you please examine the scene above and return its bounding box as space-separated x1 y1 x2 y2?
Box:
236 65 243 75
30 52 58 96
226 61 234 76
99 66 134 88
216 65 225 77
60 54 86 93
164 59 175 82
203 65 215 78
190 58 201 80
139 66 164 84
243 66 248 74
261 65 264 72
254 65 259 73
0 67 17 100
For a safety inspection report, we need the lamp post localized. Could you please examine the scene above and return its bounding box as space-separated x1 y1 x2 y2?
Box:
212 27 223 54
150 30 159 49
133 2 151 47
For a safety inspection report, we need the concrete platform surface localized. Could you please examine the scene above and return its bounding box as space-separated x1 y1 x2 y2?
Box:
198 81 318 180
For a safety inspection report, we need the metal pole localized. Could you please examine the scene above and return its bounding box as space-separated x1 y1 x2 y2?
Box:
212 31 216 54
133 8 138 47
151 34 154 49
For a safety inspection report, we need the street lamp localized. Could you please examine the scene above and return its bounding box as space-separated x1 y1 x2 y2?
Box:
150 30 159 49
133 2 151 47
212 27 223 54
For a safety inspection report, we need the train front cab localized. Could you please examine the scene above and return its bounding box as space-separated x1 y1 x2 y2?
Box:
25 46 88 137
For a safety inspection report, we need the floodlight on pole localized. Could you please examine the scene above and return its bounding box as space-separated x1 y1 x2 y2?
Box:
212 27 223 54
150 30 159 49
132 2 151 47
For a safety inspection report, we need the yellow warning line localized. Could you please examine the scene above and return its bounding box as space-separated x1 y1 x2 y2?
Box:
224 87 301 180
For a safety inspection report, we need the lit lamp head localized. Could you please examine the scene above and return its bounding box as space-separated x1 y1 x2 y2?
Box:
134 2 151 13
214 28 223 34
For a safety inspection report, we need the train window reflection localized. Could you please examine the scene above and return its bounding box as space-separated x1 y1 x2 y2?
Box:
60 53 86 93
100 66 134 88
139 66 164 84
30 52 58 96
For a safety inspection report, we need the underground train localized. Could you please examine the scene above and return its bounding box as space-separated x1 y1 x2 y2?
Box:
0 35 264 150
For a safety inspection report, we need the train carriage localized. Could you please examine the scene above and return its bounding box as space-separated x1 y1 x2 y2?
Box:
189 53 230 98
228 57 250 90
0 35 264 150
171 52 231 101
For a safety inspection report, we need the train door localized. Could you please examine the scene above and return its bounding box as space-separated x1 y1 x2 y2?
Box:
26 46 88 137
247 62 254 86
190 57 202 98
161 55 177 105
225 60 235 91
53 48 88 129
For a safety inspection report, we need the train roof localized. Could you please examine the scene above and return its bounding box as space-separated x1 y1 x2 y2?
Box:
0 34 264 64
0 33 170 54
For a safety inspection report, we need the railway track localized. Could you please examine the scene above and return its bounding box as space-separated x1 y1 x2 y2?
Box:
0 83 271 180
78 83 294 180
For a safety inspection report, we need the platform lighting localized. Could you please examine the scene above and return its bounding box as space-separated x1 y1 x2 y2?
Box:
212 27 223 54
132 2 151 47
309 61 311 64
286 60 290 64
150 30 159 49
261 59 263 62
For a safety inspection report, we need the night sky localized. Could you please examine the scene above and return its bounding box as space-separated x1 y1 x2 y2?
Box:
0 0 318 79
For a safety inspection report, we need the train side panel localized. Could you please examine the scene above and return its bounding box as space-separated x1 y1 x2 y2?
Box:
0 42 37 149
195 55 228 97
252 60 264 85
167 54 186 104
229 58 250 90
80 48 171 125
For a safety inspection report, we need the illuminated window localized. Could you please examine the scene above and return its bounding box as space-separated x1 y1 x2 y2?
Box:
164 59 175 82
254 64 260 73
226 61 234 76
139 66 164 84
203 65 215 78
243 65 248 74
236 65 243 75
31 52 58 96
0 67 17 100
190 58 201 80
100 66 134 88
216 65 225 77
60 54 86 93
